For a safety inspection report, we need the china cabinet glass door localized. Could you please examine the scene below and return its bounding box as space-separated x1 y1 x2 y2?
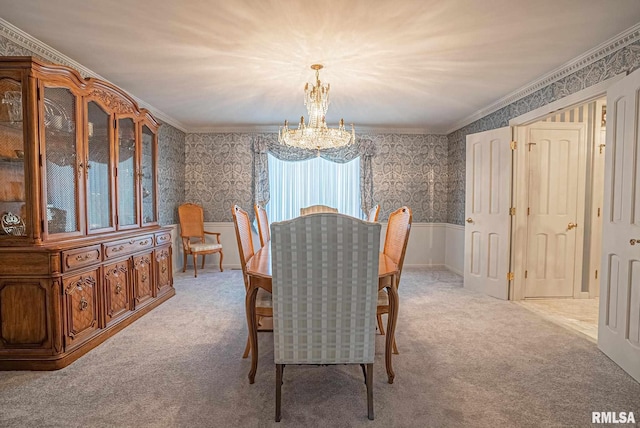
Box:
0 76 27 238
86 101 113 232
141 125 157 225
43 86 81 236
117 117 137 228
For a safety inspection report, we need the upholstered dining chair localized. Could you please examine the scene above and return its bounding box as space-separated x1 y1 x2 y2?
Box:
271 213 380 421
299 204 338 216
377 206 412 354
254 204 270 248
367 204 380 222
232 205 273 359
178 203 223 277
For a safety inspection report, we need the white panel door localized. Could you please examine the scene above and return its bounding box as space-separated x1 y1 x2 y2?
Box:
589 100 607 297
524 123 586 298
599 68 640 383
464 127 511 300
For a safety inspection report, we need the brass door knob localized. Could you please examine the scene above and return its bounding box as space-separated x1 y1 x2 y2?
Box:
567 222 578 230
466 218 473 223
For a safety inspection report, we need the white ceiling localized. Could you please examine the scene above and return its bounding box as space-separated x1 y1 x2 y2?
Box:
1 1 639 133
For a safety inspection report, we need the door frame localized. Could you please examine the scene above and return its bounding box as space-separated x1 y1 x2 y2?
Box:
507 74 625 300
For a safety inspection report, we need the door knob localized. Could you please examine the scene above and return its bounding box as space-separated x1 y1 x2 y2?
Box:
567 222 578 230
466 218 473 223
631 239 640 246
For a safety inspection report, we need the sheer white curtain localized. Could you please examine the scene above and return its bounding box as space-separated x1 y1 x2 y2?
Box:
266 153 361 222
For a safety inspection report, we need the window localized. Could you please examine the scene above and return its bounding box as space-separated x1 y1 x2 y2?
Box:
266 153 361 222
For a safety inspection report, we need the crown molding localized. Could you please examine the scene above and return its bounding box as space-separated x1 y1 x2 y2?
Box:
445 22 640 135
0 17 188 133
188 124 437 135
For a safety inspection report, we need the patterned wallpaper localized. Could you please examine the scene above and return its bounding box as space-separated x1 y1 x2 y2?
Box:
185 132 449 223
158 124 186 224
446 40 640 225
0 33 186 225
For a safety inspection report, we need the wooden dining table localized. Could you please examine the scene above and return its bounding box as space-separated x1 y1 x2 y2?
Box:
244 244 400 384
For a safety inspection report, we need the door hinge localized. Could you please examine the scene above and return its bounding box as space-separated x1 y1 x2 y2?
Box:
509 207 516 216
595 270 598 279
507 272 514 281
527 207 530 216
510 141 517 150
597 207 601 217
524 270 528 279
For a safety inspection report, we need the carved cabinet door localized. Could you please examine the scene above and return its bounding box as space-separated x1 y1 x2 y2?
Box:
132 252 153 308
154 245 172 297
63 269 100 350
103 260 131 326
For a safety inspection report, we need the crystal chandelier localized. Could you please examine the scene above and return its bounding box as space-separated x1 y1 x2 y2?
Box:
279 64 355 150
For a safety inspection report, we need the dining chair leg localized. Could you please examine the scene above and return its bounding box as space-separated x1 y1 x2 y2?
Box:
219 251 224 272
393 337 399 355
275 364 283 422
366 363 374 420
242 335 250 359
377 314 385 335
182 251 187 272
201 254 206 269
193 254 198 277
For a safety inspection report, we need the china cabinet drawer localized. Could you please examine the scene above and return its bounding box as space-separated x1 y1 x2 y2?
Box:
61 245 101 272
104 235 153 259
155 231 171 246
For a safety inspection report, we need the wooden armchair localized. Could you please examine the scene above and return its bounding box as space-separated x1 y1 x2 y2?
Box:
377 206 412 354
299 204 338 216
254 204 270 247
367 204 380 222
271 213 380 421
178 203 223 277
232 205 272 359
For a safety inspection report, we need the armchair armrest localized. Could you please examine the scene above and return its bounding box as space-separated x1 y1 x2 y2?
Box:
204 230 222 244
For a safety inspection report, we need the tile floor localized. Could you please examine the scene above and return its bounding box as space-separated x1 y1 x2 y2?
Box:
516 298 599 342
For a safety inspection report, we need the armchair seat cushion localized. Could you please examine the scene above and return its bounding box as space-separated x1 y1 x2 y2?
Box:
256 288 273 309
189 242 222 252
377 289 389 306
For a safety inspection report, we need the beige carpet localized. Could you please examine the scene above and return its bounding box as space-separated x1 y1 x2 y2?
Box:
0 268 638 427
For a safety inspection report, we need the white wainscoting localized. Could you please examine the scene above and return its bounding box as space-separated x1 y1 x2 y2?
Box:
168 222 466 274
444 223 465 275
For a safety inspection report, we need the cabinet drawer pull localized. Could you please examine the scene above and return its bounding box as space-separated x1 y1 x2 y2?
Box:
141 274 148 282
631 239 640 246
161 265 167 274
112 245 124 253
139 240 150 246
115 283 122 294
75 253 92 262
79 297 88 311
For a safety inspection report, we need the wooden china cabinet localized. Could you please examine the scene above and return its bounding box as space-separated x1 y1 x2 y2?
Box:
0 57 174 370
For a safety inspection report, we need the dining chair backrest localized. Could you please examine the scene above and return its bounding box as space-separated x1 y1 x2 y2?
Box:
232 205 255 289
300 204 338 216
271 213 381 365
367 204 380 222
383 206 412 285
179 203 205 240
254 204 270 247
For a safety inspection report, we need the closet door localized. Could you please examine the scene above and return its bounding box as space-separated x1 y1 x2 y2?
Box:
598 68 640 383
